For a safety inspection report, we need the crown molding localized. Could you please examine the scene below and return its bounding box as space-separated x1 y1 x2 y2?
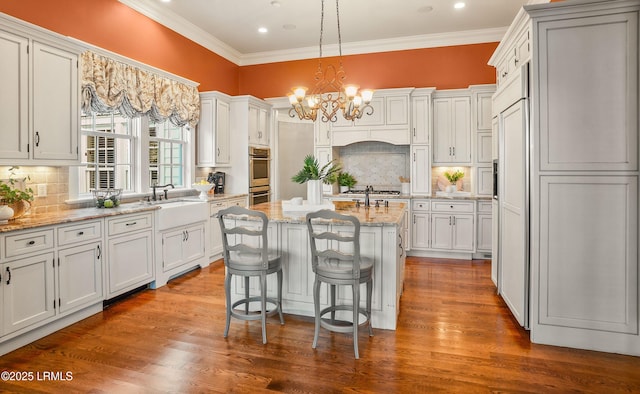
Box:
118 0 242 64
119 0 507 67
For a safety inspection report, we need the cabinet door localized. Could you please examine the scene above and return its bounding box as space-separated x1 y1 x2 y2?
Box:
58 243 103 314
451 214 474 251
451 97 471 163
32 41 79 161
385 95 409 125
183 224 205 263
2 252 56 335
216 100 231 164
315 121 331 146
477 131 492 164
161 228 187 271
315 146 334 195
209 201 227 258
412 95 430 144
197 97 215 166
258 107 268 145
411 145 431 196
248 106 259 145
249 105 269 146
411 212 430 250
0 30 29 160
432 99 452 163
475 92 493 132
430 214 453 250
107 230 154 297
477 214 492 253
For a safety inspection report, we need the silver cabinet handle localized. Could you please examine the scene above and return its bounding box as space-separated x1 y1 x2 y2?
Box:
97 245 101 259
35 131 40 147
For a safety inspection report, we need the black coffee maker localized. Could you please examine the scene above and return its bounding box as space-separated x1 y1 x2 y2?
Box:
207 172 225 194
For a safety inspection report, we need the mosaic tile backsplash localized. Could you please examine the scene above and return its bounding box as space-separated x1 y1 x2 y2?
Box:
336 142 410 190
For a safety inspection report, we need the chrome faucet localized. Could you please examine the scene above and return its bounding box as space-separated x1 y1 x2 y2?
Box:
152 183 175 201
364 185 373 208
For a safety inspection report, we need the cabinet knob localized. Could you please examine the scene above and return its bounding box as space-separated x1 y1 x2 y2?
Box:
27 240 36 246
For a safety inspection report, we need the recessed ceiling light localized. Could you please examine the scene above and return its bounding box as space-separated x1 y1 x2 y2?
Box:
258 27 268 34
454 2 465 9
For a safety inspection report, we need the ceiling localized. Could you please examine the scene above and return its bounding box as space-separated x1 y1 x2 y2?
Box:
119 0 546 66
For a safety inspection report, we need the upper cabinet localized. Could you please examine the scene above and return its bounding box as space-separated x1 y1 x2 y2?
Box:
248 102 270 147
411 88 435 145
331 88 414 146
197 91 231 167
432 92 471 164
0 16 81 165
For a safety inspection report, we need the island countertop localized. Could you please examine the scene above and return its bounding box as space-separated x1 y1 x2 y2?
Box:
249 200 407 226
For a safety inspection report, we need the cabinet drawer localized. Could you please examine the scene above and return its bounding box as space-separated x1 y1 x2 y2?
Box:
4 228 55 258
412 200 430 211
431 201 474 213
477 201 492 213
57 220 102 246
209 201 227 216
227 198 246 207
108 213 153 236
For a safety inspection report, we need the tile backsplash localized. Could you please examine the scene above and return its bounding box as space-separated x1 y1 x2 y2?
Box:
336 142 410 189
0 166 69 214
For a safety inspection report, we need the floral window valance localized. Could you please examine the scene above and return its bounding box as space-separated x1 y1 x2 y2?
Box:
81 51 200 128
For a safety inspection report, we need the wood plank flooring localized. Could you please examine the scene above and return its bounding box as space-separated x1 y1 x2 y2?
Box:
1 257 639 393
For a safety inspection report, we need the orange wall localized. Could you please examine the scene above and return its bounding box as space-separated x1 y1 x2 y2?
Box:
0 0 239 95
239 43 498 98
0 0 497 99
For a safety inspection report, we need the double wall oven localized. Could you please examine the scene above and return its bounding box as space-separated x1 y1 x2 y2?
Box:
249 147 270 205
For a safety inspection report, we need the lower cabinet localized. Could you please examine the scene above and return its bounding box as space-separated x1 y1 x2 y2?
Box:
209 201 227 261
106 213 154 299
57 242 103 314
476 201 492 254
1 252 56 335
160 224 206 272
411 200 430 250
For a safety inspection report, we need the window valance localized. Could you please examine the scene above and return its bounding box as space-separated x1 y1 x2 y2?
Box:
81 51 200 127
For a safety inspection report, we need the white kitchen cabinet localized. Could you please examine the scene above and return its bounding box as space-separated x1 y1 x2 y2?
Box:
209 200 227 260
56 220 103 314
315 120 331 146
106 213 154 299
411 90 434 144
330 88 414 146
476 132 492 164
197 91 231 167
430 200 474 252
411 200 430 250
249 104 270 147
411 145 431 196
315 146 335 196
476 167 493 196
0 16 81 165
433 95 471 164
1 252 56 336
476 201 492 253
160 223 206 273
0 29 29 160
57 242 103 314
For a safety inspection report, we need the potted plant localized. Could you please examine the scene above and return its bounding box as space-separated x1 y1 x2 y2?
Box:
337 172 357 193
0 166 35 221
291 154 340 205
444 170 464 193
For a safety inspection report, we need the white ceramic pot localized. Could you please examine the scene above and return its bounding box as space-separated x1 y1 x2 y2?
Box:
307 180 323 205
445 184 457 193
0 205 14 224
339 185 349 193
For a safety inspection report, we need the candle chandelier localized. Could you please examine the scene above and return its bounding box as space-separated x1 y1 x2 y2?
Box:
288 0 374 123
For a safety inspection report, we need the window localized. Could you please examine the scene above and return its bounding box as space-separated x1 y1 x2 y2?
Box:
78 112 136 195
71 112 191 201
148 121 187 188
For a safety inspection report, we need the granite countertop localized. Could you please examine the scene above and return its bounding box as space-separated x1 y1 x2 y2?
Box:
0 204 160 233
249 200 407 226
328 193 491 201
204 193 248 202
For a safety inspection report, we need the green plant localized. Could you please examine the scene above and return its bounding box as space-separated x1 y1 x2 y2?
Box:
0 167 34 205
337 172 357 188
291 154 341 185
444 170 464 184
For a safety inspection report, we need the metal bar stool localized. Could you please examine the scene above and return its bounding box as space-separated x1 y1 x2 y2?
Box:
306 209 373 359
218 205 284 344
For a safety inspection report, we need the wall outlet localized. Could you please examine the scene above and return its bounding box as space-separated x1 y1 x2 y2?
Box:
37 184 47 197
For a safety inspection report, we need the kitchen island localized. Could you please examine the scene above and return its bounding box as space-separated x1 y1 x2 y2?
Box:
230 200 407 330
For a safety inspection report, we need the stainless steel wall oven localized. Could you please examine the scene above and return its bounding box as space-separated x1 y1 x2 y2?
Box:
249 147 270 205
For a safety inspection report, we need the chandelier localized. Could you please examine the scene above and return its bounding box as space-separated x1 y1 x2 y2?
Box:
288 0 374 123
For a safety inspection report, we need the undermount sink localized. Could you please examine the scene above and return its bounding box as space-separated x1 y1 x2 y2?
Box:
154 199 208 230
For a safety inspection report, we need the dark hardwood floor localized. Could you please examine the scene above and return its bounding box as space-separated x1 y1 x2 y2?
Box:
1 257 639 393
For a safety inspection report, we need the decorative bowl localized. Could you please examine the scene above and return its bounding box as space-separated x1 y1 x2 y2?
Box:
92 188 122 208
192 183 213 200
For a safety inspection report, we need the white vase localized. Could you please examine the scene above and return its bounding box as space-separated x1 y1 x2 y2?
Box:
339 185 349 193
0 205 14 224
307 180 323 205
445 184 457 193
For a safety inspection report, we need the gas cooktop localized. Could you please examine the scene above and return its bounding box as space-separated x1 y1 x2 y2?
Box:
341 189 401 195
